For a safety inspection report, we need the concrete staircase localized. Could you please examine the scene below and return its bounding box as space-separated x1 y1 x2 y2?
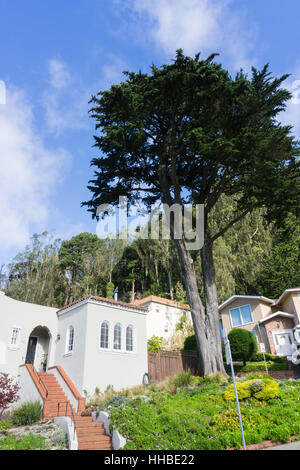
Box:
38 371 112 450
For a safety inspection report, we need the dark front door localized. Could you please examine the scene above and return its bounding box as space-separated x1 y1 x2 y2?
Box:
25 337 37 364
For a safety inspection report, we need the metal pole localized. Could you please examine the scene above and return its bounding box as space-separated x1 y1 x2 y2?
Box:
224 329 246 450
258 325 268 376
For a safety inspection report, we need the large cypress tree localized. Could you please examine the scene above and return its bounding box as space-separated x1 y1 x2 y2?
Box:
83 50 299 375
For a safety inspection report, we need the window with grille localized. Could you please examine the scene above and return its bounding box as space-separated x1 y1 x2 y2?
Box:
10 328 20 347
114 323 121 350
66 326 74 353
100 321 109 349
126 325 133 352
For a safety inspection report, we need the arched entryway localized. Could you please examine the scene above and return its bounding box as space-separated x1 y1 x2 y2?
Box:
25 326 52 372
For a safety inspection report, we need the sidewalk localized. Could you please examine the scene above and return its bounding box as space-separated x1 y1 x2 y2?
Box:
264 441 300 450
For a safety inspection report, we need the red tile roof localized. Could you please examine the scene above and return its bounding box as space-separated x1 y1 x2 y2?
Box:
133 295 190 311
57 295 147 313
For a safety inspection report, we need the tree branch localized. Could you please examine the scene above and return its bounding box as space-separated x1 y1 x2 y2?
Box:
211 209 249 242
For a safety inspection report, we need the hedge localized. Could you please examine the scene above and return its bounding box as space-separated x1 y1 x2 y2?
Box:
225 361 288 373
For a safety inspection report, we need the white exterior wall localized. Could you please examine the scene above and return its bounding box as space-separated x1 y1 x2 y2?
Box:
82 301 148 394
145 301 191 340
0 292 57 378
55 303 88 393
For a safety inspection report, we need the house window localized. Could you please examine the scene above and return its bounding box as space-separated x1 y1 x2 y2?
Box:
114 323 122 350
229 305 253 327
126 325 133 352
100 321 109 349
65 326 74 354
9 328 21 348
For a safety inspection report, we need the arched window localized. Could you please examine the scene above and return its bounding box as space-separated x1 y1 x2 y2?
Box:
126 325 133 352
113 323 121 350
100 321 109 349
66 326 74 354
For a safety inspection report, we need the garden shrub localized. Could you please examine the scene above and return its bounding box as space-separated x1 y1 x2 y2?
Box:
147 335 164 353
250 353 287 364
223 381 251 401
11 401 42 426
224 378 280 402
170 370 194 388
228 329 257 365
0 420 12 434
97 395 131 413
225 361 288 373
251 379 280 400
0 373 20 418
183 335 197 351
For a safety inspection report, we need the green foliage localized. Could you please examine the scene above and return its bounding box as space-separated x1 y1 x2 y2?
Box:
0 420 12 434
225 361 288 373
183 335 197 351
108 377 300 450
224 381 252 401
174 281 187 304
106 281 115 299
0 432 45 450
224 378 280 402
250 353 287 363
147 335 164 353
170 370 194 388
97 395 132 413
11 401 42 426
253 214 300 298
228 329 257 365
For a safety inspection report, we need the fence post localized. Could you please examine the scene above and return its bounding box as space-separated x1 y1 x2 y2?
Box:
157 349 161 382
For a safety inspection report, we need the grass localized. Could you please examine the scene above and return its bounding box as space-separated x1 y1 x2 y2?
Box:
0 433 45 450
99 373 300 450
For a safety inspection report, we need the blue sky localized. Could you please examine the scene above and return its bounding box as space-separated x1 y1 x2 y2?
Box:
0 0 300 266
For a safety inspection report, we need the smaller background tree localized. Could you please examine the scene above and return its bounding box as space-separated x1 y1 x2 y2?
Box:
228 329 257 365
147 336 164 353
0 373 20 418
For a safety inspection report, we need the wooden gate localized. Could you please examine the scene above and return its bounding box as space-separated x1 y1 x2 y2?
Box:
148 350 199 383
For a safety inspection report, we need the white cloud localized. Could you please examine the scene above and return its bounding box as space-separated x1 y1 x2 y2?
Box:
129 0 257 71
279 69 300 139
48 58 71 90
44 58 90 134
0 87 70 252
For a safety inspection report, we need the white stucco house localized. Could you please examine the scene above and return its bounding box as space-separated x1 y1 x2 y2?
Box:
133 295 191 340
0 291 148 395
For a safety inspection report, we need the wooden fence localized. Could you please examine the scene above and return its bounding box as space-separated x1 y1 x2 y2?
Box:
148 350 199 383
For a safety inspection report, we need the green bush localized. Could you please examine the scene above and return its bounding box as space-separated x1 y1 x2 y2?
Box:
228 329 257 365
250 352 287 364
183 335 197 351
224 378 280 402
97 395 131 413
147 335 164 353
170 370 194 388
225 361 288 373
0 420 12 434
11 401 42 426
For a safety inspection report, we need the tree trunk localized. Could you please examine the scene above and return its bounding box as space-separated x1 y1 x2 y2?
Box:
200 236 226 375
173 238 226 376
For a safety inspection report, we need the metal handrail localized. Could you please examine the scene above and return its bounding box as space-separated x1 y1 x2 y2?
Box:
30 364 48 398
57 401 77 439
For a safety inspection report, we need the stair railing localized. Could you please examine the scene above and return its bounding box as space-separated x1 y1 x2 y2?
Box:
57 401 77 439
29 364 48 398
